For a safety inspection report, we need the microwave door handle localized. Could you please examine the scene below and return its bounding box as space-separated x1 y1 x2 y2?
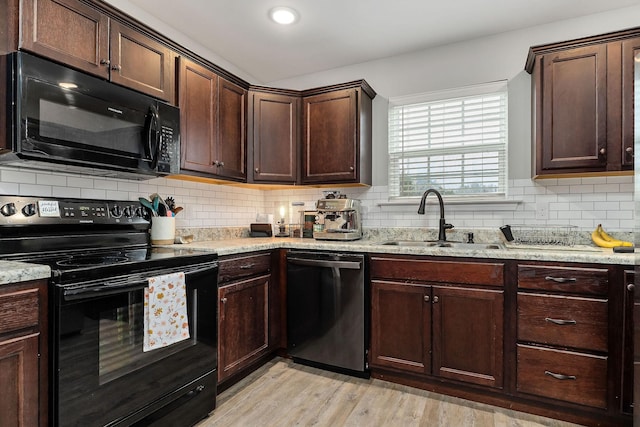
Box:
144 105 160 169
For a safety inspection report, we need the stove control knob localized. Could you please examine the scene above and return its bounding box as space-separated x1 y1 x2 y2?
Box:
0 203 16 217
22 203 37 217
110 205 123 218
123 206 133 218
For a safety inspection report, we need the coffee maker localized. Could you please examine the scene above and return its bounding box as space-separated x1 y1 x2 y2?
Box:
313 196 362 241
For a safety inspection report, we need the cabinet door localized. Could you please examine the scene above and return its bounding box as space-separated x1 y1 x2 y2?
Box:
250 92 299 183
432 286 504 388
109 20 176 103
622 270 635 414
302 89 358 183
179 58 219 175
216 78 247 181
21 0 110 79
0 334 39 427
537 44 608 174
621 37 640 168
370 280 431 374
218 275 270 383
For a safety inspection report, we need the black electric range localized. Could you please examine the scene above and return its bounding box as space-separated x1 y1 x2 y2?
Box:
0 195 219 427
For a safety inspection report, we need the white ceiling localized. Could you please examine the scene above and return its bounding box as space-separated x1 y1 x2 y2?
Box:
126 0 639 83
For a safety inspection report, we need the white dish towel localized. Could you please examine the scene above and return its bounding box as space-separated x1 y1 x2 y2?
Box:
143 271 190 352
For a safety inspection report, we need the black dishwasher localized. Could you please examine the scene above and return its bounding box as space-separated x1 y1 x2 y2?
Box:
286 251 369 377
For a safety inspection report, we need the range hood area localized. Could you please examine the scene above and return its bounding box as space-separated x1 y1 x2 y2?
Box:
0 52 181 180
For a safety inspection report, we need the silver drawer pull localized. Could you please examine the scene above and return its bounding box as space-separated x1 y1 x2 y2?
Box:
545 370 576 381
239 263 256 269
545 317 577 325
544 276 577 283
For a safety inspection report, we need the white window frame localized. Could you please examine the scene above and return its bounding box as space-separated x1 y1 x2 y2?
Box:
388 81 508 201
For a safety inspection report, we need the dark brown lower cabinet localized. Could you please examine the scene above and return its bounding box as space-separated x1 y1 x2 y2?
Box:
370 280 431 374
370 271 504 389
370 256 631 427
433 285 503 388
0 334 39 427
0 280 47 427
517 344 608 408
218 275 270 383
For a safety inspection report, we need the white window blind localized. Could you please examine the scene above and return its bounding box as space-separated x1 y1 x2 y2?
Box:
388 82 508 199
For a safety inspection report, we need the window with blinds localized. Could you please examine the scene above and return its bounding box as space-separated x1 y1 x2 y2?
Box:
388 82 508 199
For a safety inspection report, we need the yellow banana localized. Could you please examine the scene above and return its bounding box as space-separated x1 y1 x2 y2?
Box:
597 224 615 242
592 224 633 248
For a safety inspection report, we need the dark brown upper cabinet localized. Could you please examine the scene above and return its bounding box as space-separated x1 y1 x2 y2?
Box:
248 80 375 186
13 0 177 103
301 81 375 185
526 28 640 177
248 89 300 184
179 58 247 181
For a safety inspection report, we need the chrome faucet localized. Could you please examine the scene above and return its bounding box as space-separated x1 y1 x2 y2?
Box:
417 189 454 241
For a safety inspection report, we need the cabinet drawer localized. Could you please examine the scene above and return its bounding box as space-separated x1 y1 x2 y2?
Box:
518 265 608 295
517 344 607 409
518 293 608 352
0 288 40 335
218 253 271 283
370 257 504 287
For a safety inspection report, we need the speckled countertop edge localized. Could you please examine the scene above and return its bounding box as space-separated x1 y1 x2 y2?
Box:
2 236 633 287
0 261 51 286
165 237 636 265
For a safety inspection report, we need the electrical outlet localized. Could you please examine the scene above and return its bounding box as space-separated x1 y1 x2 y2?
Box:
536 203 548 220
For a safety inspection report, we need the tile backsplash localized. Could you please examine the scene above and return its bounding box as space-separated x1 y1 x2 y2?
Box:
0 166 634 232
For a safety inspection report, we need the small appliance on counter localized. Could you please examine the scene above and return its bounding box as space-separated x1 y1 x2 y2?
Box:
313 194 363 241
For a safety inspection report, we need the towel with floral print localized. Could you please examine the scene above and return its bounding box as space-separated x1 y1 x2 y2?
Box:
143 272 190 352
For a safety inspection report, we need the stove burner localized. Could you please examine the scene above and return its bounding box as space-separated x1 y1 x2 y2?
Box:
56 256 129 268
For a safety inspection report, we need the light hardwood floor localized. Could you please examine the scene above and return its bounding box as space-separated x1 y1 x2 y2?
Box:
197 358 583 427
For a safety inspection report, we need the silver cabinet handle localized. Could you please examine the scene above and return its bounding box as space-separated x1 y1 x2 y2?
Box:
599 148 606 155
221 297 227 304
628 283 635 292
111 64 122 71
423 295 430 302
433 296 439 303
545 317 577 325
239 263 256 270
545 370 576 380
219 161 225 167
626 147 634 157
100 59 110 65
255 168 259 173
545 276 577 283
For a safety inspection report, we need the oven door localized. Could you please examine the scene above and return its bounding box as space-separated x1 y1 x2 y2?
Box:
52 261 218 427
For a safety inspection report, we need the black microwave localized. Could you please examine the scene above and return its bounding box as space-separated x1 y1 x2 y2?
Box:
0 52 180 179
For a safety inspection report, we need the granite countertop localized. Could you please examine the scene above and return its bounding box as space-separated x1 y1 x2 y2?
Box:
169 237 636 265
0 261 51 286
1 236 633 286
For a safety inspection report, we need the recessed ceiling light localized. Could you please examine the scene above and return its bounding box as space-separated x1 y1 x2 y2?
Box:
269 6 298 25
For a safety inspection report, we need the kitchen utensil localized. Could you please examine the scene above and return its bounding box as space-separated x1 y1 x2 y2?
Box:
152 196 160 214
138 197 158 216
173 207 183 215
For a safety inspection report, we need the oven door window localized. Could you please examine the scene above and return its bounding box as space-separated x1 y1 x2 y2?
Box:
57 282 216 426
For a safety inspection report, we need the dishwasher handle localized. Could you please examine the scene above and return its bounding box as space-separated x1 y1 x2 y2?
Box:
287 257 361 270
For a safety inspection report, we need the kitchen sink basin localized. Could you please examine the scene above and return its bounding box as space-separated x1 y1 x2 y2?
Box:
378 241 504 250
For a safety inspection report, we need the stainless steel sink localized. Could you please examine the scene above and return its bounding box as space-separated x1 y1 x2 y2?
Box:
378 241 504 250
